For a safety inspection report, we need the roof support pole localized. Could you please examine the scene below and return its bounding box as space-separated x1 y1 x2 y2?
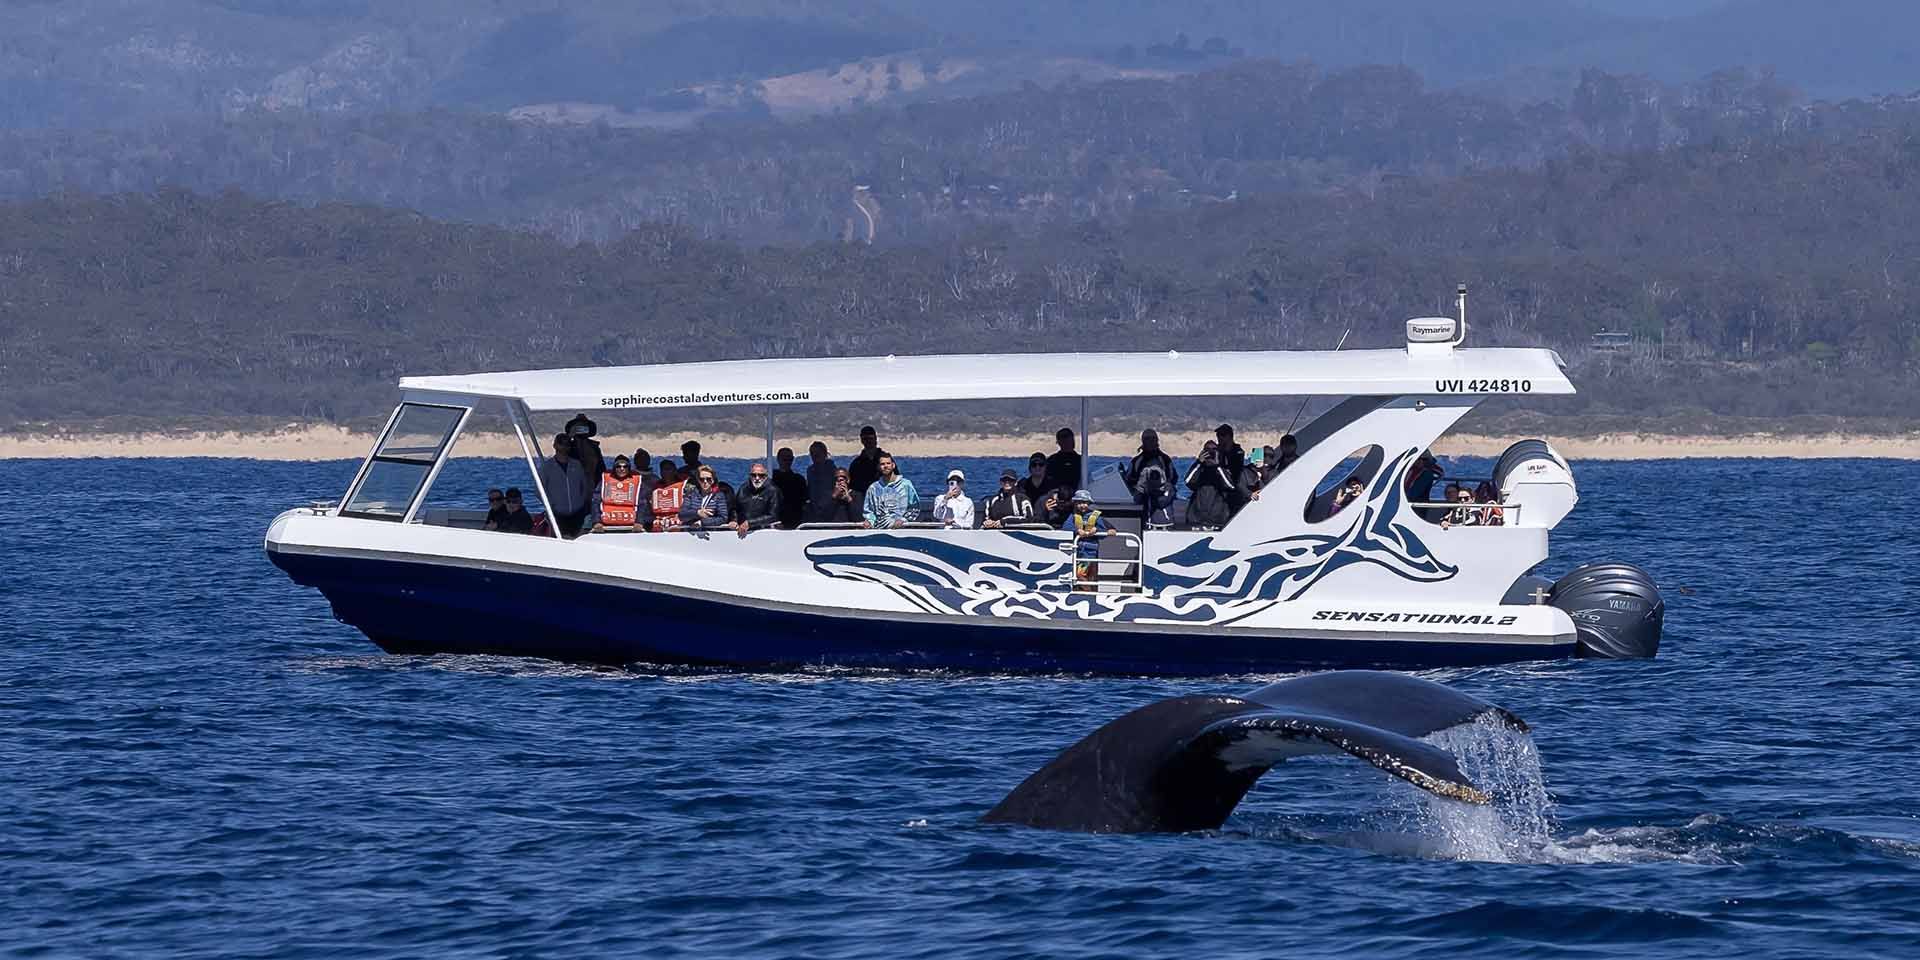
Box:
509 399 562 539
1079 396 1090 489
765 407 776 470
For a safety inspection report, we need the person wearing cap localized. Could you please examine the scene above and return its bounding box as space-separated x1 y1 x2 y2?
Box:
932 469 976 529
590 454 644 532
564 413 605 479
1061 489 1115 583
1018 452 1067 526
981 468 1039 529
861 453 919 529
1121 428 1177 525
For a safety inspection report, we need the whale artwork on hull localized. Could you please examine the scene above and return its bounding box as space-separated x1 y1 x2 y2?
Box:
985 671 1527 833
265 289 1666 674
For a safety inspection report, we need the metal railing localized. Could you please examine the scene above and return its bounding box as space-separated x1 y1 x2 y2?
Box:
1059 532 1146 593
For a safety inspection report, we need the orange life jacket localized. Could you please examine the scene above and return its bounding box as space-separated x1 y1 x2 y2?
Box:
650 480 686 532
599 472 641 528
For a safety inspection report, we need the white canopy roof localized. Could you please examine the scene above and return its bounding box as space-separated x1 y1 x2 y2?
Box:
398 347 1573 411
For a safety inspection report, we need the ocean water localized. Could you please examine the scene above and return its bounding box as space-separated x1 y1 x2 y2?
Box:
5 455 1919 958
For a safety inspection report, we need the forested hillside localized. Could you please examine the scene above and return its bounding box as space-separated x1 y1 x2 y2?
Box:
0 63 1828 246
5 0 1916 132
5 121 1917 429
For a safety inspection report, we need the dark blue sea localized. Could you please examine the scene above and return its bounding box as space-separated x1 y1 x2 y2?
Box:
6 454 1918 958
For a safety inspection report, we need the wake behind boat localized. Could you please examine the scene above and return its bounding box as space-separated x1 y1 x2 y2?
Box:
266 290 1663 674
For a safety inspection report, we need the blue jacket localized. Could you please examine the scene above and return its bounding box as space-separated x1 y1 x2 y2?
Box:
679 483 733 529
862 475 919 527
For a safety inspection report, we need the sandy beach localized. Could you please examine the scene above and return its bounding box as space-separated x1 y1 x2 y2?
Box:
2 425 1916 461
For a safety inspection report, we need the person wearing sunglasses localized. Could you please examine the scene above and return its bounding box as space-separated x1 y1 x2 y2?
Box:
496 488 534 535
678 466 733 530
734 462 783 537
482 488 508 531
981 468 1038 529
1440 483 1481 529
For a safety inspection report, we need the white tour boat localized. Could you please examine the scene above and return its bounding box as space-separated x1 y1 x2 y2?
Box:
266 293 1663 674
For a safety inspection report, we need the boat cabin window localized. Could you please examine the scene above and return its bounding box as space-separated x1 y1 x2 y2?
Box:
1303 445 1384 523
341 402 468 521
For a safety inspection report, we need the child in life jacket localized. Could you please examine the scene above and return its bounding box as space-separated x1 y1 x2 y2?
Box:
1061 489 1114 585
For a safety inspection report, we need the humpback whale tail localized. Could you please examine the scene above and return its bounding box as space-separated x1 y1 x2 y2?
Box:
983 671 1528 834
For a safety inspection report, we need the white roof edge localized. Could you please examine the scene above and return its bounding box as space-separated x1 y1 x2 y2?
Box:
397 347 1575 411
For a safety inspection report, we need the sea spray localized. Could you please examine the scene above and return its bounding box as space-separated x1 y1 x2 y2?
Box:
1387 717 1557 862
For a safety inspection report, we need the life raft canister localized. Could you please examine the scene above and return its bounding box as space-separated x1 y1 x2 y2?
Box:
600 473 641 527
650 481 686 532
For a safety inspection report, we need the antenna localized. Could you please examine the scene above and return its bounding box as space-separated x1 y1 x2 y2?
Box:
1284 327 1350 436
1454 283 1468 345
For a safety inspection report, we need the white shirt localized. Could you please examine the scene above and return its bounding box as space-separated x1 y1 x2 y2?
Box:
934 489 976 528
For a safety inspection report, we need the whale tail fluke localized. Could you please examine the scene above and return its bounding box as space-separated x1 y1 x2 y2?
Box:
983 672 1527 834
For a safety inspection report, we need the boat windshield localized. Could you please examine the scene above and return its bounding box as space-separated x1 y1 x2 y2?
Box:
341 402 468 521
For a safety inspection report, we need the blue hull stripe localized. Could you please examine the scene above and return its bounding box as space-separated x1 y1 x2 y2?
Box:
269 548 1573 676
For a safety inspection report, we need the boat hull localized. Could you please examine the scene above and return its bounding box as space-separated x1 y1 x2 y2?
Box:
267 545 1576 675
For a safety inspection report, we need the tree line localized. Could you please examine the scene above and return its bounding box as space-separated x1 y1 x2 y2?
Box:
3 120 1916 431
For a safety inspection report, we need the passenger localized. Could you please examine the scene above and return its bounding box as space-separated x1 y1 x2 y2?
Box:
813 468 861 524
1474 480 1504 527
1274 434 1300 473
679 439 736 516
649 460 686 532
483 488 507 530
1044 427 1083 498
680 465 733 530
1017 453 1059 524
1183 440 1234 531
1214 423 1247 488
847 426 888 499
679 440 705 480
496 487 535 534
1330 476 1367 517
734 462 782 536
1440 483 1480 529
981 469 1038 528
538 433 593 538
804 441 839 522
590 454 644 533
564 414 605 479
1239 445 1266 505
1062 489 1115 583
861 454 918 529
771 447 807 530
932 469 976 529
1122 429 1176 525
631 448 659 507
1407 450 1445 521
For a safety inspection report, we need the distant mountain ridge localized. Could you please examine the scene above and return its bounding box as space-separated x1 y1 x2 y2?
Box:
4 0 1919 131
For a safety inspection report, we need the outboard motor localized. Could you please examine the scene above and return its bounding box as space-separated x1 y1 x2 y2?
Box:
1494 439 1577 528
1549 561 1664 659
